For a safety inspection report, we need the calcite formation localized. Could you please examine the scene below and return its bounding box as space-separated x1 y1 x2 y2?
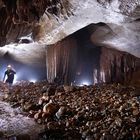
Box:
46 24 137 85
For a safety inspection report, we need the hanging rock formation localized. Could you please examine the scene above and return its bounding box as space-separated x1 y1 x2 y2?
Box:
46 23 137 85
100 47 135 84
46 37 77 85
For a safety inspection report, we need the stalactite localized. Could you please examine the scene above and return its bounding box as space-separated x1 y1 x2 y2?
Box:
100 47 136 84
47 38 77 85
46 26 137 85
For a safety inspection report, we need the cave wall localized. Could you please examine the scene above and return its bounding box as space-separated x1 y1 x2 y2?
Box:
0 0 58 45
46 24 137 85
0 0 72 46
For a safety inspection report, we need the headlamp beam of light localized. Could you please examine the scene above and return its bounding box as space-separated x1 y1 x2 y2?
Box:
79 80 91 86
29 79 37 83
7 65 12 68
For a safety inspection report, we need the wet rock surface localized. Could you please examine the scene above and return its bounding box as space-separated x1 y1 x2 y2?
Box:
0 81 140 139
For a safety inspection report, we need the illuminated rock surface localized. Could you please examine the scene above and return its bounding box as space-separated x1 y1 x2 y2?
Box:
0 0 139 57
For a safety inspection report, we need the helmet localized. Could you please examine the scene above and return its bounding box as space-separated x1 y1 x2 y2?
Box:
7 64 12 68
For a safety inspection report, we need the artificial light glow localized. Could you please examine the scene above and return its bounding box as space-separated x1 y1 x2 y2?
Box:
78 80 91 86
82 81 90 86
29 79 37 83
7 65 12 68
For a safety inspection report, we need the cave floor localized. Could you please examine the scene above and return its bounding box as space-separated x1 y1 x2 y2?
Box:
0 92 44 140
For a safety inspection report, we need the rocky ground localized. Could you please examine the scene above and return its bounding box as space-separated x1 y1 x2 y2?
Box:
0 82 45 140
0 81 140 140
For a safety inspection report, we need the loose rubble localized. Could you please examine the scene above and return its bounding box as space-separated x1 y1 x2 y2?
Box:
0 81 140 140
0 85 44 140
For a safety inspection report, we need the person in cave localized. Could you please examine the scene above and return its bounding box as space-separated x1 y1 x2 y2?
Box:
3 64 16 85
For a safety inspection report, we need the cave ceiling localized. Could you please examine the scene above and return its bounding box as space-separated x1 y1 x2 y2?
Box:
0 0 140 60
